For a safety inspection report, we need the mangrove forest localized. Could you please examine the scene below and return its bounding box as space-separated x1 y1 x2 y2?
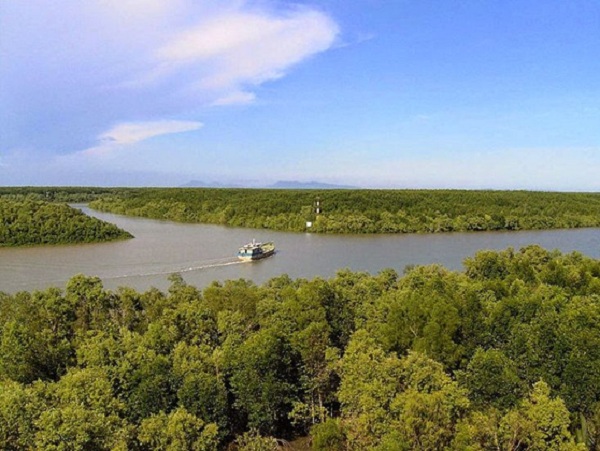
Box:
0 198 132 247
87 188 600 234
1 246 600 449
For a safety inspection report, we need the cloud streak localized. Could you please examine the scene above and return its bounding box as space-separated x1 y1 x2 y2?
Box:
81 120 203 157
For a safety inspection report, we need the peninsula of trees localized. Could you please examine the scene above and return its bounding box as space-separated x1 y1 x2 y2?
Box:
88 188 600 234
0 198 132 246
1 246 599 449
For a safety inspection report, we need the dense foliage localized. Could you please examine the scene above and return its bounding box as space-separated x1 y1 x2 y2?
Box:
0 186 127 203
1 246 600 449
89 188 600 233
0 199 133 246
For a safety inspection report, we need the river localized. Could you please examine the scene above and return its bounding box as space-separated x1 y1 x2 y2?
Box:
1 205 599 294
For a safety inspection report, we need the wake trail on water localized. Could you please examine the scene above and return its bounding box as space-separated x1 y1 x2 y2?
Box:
105 257 246 281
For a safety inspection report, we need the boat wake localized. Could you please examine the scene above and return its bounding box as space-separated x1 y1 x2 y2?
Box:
105 257 245 281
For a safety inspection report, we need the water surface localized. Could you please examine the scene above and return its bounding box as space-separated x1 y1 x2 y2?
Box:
1 205 598 294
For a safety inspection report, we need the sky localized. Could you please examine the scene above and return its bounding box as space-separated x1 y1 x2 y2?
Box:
1 0 599 190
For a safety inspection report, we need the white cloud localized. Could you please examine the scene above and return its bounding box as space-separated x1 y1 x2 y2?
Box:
100 120 202 145
212 91 256 106
116 3 339 103
81 120 203 157
155 8 339 94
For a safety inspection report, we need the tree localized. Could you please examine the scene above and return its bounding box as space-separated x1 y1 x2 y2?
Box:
337 329 402 449
461 348 525 410
260 278 338 430
0 380 39 450
499 381 584 451
453 381 584 450
66 274 110 333
227 327 300 435
338 330 469 450
34 368 131 450
311 418 346 451
451 408 504 451
0 320 36 383
76 328 177 423
386 352 470 450
367 265 465 368
233 428 279 451
138 407 218 451
172 342 229 435
582 403 600 450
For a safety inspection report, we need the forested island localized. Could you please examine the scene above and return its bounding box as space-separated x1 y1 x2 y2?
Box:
1 246 599 450
88 188 600 234
0 198 132 246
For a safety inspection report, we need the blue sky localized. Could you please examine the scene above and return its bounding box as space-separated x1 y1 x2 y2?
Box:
1 0 598 190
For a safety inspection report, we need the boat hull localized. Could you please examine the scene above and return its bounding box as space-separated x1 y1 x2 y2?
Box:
237 241 275 261
238 248 275 261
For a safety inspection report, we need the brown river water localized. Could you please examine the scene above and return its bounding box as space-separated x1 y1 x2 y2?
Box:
0 205 599 294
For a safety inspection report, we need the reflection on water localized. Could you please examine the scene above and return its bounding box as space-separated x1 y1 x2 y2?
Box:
1 205 599 294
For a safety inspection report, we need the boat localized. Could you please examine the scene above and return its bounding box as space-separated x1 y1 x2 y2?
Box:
237 239 275 261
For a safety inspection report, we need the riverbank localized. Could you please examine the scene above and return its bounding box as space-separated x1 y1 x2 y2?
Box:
89 188 600 234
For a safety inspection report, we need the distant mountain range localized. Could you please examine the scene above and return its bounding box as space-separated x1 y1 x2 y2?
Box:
269 180 357 189
180 180 242 188
180 180 358 189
